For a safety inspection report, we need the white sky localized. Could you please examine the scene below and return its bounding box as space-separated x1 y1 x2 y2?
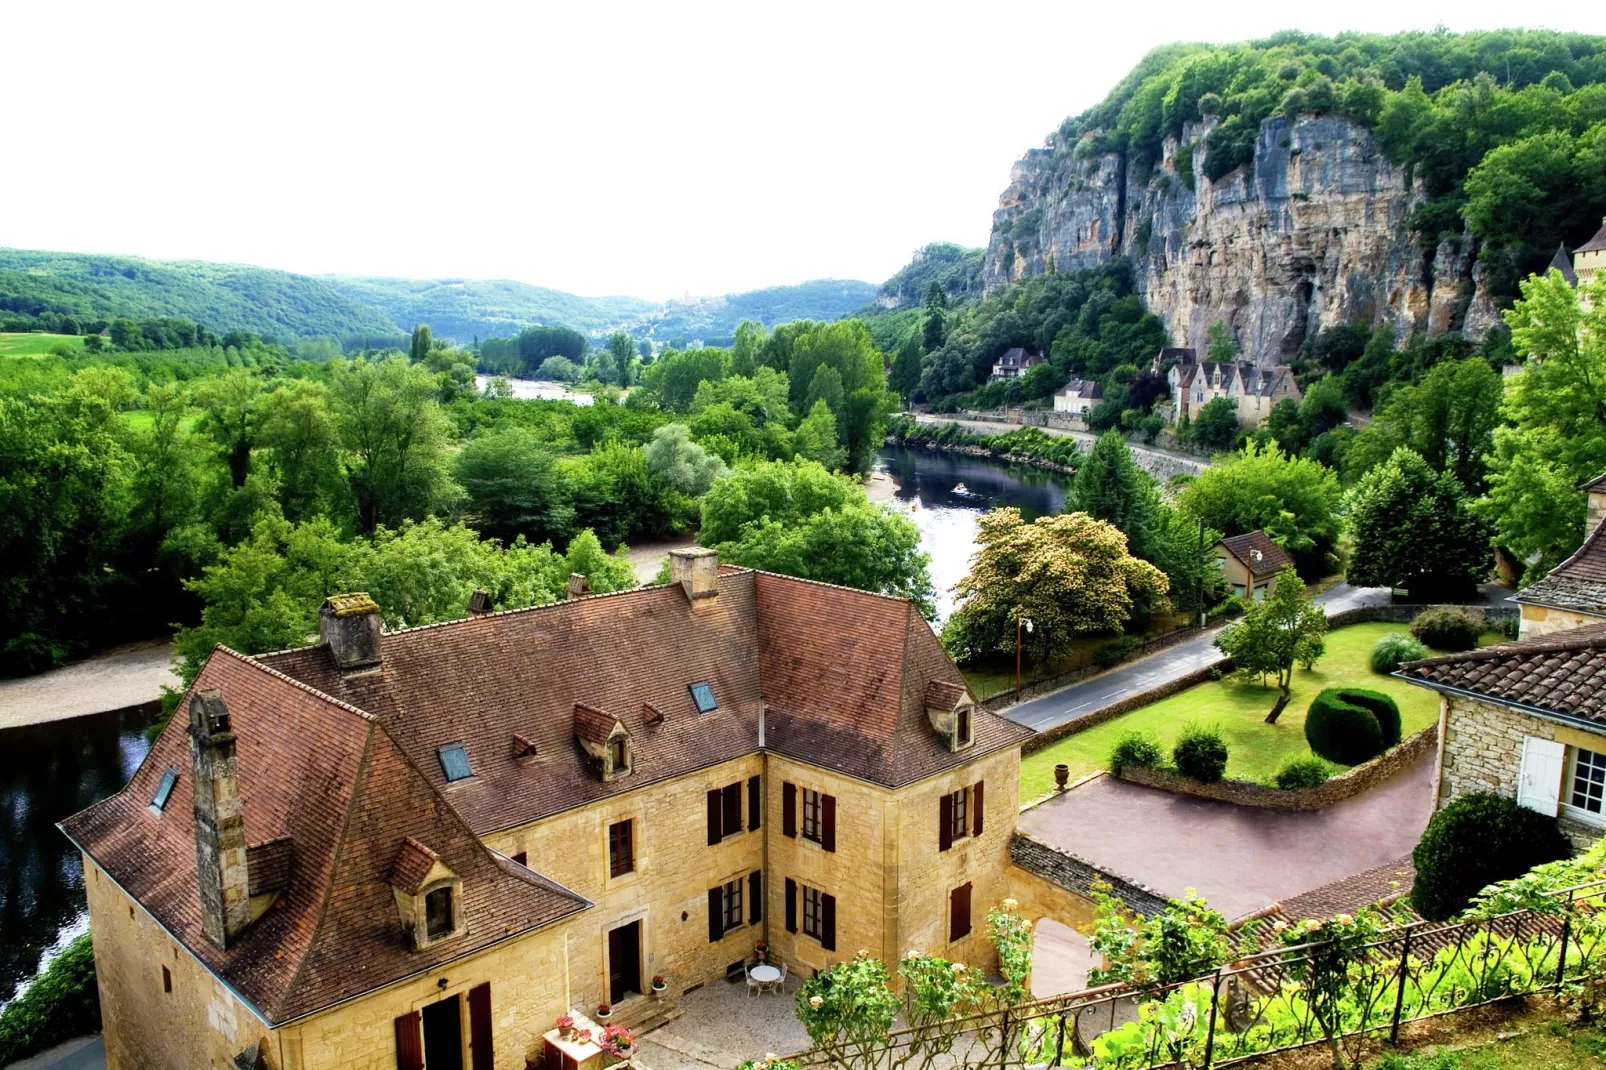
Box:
5 2 1604 300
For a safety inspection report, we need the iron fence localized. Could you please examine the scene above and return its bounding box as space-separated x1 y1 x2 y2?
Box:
782 879 1606 1070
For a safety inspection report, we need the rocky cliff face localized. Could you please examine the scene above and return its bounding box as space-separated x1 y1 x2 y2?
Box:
986 115 1498 364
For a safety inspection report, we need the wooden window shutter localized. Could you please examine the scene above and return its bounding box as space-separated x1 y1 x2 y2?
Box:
395 1011 423 1070
782 782 797 838
949 882 972 942
468 982 493 1070
821 892 837 951
972 781 985 837
707 788 723 845
938 792 954 852
748 775 762 831
708 887 724 942
749 871 763 924
821 793 837 852
785 877 798 933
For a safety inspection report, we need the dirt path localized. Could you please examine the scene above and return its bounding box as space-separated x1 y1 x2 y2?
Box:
0 640 178 730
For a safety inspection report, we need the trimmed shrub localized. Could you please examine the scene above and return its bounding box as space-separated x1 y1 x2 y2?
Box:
1110 731 1164 775
1094 635 1142 669
1411 792 1572 920
1410 607 1484 652
0 933 100 1066
1370 632 1429 674
1274 754 1333 790
1305 687 1402 765
1172 723 1229 782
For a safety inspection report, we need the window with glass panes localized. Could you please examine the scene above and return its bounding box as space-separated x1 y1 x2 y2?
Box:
802 789 822 843
948 788 969 842
609 820 634 877
1570 747 1606 817
802 885 823 939
722 878 743 933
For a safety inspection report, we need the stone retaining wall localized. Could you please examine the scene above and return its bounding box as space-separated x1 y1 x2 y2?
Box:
1010 831 1168 916
1114 724 1438 811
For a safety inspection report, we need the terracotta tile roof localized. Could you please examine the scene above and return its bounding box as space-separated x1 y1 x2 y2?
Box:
246 837 294 897
573 703 622 746
1218 531 1294 578
59 650 588 1025
1398 621 1606 725
389 837 440 895
924 681 969 711
1514 516 1606 616
1578 219 1606 254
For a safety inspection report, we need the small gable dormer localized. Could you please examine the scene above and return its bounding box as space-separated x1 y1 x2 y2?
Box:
390 838 465 950
510 733 538 761
574 703 633 780
924 681 976 752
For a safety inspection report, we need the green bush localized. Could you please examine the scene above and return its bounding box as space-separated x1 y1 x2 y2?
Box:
1305 687 1402 765
0 932 100 1066
1274 753 1334 790
1410 606 1484 652
1494 613 1519 640
1370 632 1429 674
1411 792 1572 920
1172 723 1229 782
1110 731 1164 775
1094 635 1142 669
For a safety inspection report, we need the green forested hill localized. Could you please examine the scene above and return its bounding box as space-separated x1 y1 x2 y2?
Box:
0 248 404 343
321 275 657 342
644 279 879 346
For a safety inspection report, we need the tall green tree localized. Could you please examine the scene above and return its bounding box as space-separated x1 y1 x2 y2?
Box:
1342 358 1502 492
922 281 948 352
890 330 922 405
1178 440 1343 576
409 324 434 363
1206 320 1236 364
328 357 460 532
644 423 729 496
1072 431 1157 560
1347 448 1493 600
1213 564 1327 722
193 369 261 489
608 332 635 387
454 427 575 546
257 380 347 524
793 399 847 471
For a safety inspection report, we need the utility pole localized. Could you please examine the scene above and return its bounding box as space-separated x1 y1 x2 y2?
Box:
1014 617 1034 701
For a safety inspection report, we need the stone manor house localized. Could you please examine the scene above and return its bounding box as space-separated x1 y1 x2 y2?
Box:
61 550 1040 1070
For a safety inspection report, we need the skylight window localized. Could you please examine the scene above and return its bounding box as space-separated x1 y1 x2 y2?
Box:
149 769 178 814
437 743 473 782
689 682 718 713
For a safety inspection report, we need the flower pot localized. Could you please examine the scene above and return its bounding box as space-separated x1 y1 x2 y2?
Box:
596 1008 612 1021
1054 764 1070 790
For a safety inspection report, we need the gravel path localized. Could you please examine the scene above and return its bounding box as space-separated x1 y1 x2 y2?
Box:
0 641 177 730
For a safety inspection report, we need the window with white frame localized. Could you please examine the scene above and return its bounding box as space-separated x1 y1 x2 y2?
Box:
1567 746 1606 821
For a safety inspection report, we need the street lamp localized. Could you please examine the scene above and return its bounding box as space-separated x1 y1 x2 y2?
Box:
1015 617 1034 702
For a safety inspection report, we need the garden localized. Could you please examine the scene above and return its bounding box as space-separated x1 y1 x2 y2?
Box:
1019 618 1501 801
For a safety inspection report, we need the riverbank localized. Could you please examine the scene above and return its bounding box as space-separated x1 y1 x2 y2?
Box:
910 413 1208 480
0 641 176 730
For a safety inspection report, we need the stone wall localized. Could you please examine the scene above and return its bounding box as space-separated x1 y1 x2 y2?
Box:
1008 833 1167 917
1518 602 1606 638
1115 725 1437 811
1439 696 1606 852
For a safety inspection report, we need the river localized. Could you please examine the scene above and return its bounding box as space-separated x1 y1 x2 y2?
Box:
875 444 1073 621
474 374 595 405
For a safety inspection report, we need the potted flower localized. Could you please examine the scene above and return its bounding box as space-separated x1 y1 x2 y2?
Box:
650 975 667 999
555 1014 576 1039
596 1003 612 1021
754 939 769 963
599 1024 636 1059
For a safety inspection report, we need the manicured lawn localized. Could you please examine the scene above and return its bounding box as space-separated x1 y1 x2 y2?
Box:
1019 622 1477 800
1367 1021 1606 1068
0 332 85 356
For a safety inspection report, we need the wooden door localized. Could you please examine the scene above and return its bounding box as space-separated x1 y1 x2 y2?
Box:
607 921 642 1004
468 982 493 1070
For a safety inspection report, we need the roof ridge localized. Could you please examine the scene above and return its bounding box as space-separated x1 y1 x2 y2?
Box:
748 565 921 607
1401 627 1606 671
1523 511 1606 589
221 646 376 723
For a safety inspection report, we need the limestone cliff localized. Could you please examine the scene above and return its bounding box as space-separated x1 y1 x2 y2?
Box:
985 115 1497 364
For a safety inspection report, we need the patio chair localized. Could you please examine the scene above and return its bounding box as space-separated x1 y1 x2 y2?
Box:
745 964 762 998
770 962 789 995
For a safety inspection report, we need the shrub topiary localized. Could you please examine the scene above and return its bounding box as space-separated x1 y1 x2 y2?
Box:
1305 687 1402 765
1370 632 1429 674
1410 792 1572 920
1410 607 1484 652
1110 731 1163 775
1172 723 1229 782
1274 753 1333 790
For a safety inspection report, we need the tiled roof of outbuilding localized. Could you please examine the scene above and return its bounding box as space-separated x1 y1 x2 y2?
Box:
1397 621 1606 725
1514 515 1606 616
1218 531 1294 578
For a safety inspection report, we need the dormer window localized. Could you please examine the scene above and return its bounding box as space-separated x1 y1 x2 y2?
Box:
689 682 717 712
390 838 465 949
425 885 454 939
437 743 472 783
609 735 631 776
149 769 178 814
955 706 972 748
575 703 633 781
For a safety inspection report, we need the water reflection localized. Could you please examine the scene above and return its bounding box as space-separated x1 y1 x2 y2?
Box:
877 445 1072 623
474 375 595 405
0 708 152 1004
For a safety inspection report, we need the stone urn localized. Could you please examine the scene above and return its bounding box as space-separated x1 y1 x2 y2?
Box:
1054 764 1070 791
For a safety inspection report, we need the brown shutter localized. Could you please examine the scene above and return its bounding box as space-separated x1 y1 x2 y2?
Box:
782 782 797 838
821 892 836 951
972 781 985 837
939 792 954 852
468 982 493 1070
748 775 762 831
785 877 797 933
707 788 722 845
821 793 836 853
949 882 972 941
395 1011 423 1070
749 870 763 924
708 887 724 942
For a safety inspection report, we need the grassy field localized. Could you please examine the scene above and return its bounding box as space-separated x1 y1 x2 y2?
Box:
1018 622 1481 800
0 332 86 356
1369 1020 1606 1068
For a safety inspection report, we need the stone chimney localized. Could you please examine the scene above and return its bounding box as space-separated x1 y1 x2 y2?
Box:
668 548 720 604
319 594 382 672
189 689 250 949
566 573 592 601
466 589 493 616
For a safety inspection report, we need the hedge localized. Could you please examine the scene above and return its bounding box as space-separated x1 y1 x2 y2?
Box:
1410 606 1484 652
1305 687 1402 766
1172 723 1229 782
1411 792 1573 920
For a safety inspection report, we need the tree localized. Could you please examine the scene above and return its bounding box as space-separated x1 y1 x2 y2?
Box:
922 281 947 351
409 324 433 364
1342 358 1502 491
608 332 635 387
947 508 1169 663
1189 396 1241 451
1346 448 1492 599
1481 272 1606 574
805 365 845 421
699 459 934 613
193 369 261 489
327 357 460 532
1072 431 1158 559
644 423 729 496
639 347 731 412
1411 792 1571 921
1178 440 1343 576
454 427 575 546
1205 320 1236 364
793 400 847 471
1213 564 1327 722
889 330 922 405
256 380 346 524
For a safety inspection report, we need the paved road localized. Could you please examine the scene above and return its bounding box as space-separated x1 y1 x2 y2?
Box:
1004 583 1392 734
1019 750 1434 920
8 1035 105 1070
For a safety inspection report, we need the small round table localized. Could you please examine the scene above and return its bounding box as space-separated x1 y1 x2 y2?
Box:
750 964 781 991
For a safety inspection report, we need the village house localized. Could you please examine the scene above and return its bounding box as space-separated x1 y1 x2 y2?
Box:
1400 625 1606 852
1159 349 1302 428
1575 217 1606 291
1212 530 1294 602
61 550 1036 1070
990 347 1043 381
1514 474 1606 637
1050 377 1102 417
